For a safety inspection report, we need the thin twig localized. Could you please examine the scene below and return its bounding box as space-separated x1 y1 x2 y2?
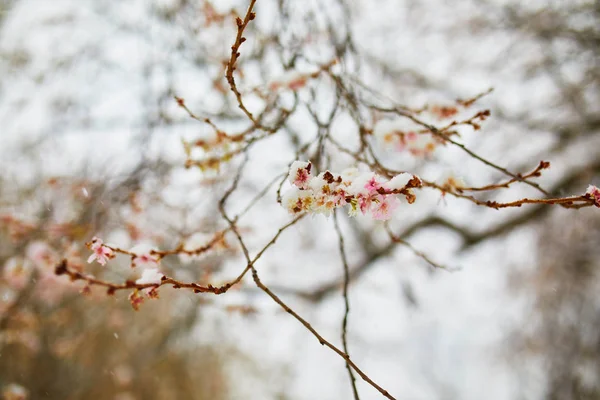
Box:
423 180 594 209
251 268 397 400
334 211 360 400
226 0 258 125
384 224 450 270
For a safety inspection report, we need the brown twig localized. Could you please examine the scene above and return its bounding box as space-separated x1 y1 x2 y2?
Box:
225 0 258 125
456 160 550 192
384 224 450 270
54 259 244 295
423 180 594 209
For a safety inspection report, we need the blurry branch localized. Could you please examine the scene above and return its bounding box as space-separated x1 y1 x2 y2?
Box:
0 270 38 331
385 225 450 271
334 212 360 400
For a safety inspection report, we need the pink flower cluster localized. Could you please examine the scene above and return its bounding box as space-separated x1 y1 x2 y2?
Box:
282 161 421 220
586 184 600 207
374 119 439 157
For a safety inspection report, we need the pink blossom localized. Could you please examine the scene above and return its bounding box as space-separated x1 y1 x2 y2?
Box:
295 168 311 188
365 177 381 193
333 189 348 207
358 195 372 214
131 253 159 269
586 184 600 207
87 237 114 266
371 195 400 221
288 161 312 189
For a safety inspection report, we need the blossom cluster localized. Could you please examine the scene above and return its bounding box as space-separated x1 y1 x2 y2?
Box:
373 119 441 156
586 185 600 207
281 161 421 220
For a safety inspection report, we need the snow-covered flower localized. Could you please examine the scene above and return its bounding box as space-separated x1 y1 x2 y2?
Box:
365 176 382 193
131 253 160 269
281 162 421 220
288 161 313 189
128 243 158 268
87 237 114 266
347 172 377 196
282 187 314 214
586 184 600 207
312 192 339 217
136 268 164 285
308 172 331 192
